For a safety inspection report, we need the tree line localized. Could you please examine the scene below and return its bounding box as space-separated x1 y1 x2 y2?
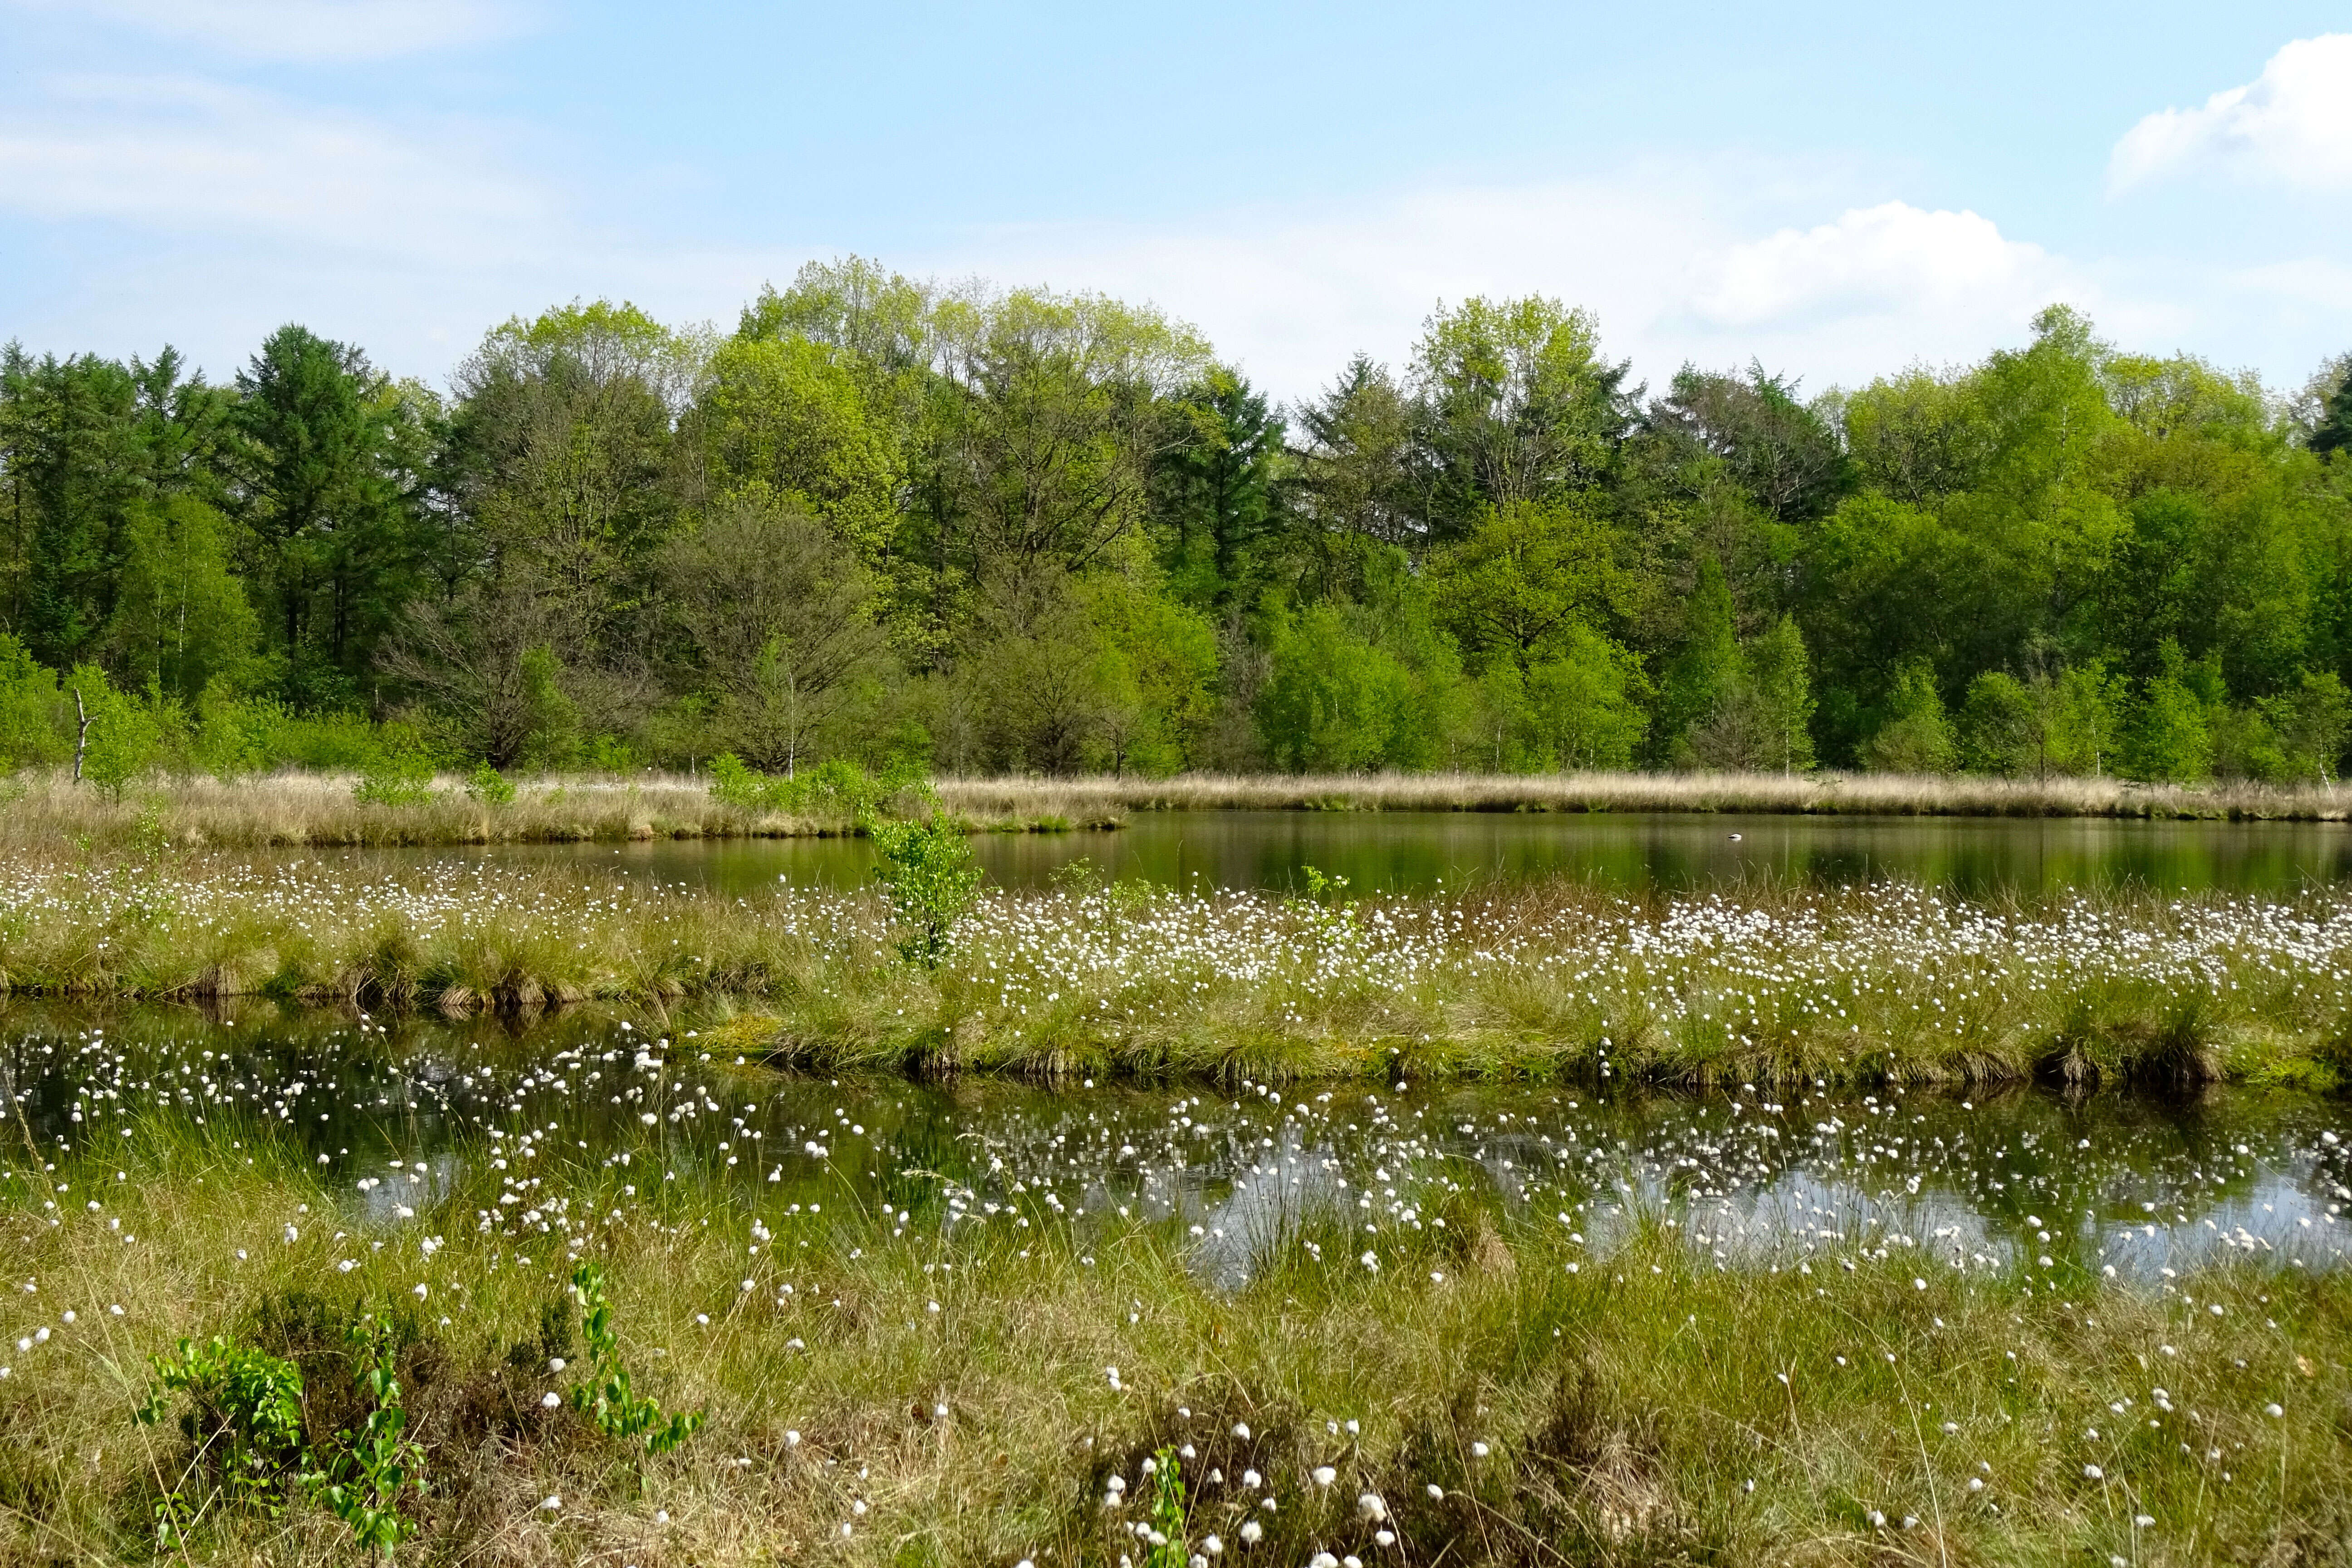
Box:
7 260 2352 785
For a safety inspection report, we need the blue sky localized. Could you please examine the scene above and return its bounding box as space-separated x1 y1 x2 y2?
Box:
4 0 2349 403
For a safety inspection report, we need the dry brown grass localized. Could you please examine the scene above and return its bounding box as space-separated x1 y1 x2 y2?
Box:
0 770 1119 849
8 766 2329 856
936 768 2352 820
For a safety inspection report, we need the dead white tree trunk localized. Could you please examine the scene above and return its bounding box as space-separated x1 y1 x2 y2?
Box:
72 687 91 783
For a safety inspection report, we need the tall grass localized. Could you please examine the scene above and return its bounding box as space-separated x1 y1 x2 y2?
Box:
2 1108 2345 1565
939 768 2352 821
6 850 2352 1090
7 765 2340 858
0 770 1122 849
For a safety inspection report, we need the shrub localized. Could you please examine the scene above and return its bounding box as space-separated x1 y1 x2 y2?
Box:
0 632 71 769
567 1261 704 1454
136 1335 311 1541
866 807 981 966
353 730 437 806
464 762 517 805
73 670 165 804
710 753 925 817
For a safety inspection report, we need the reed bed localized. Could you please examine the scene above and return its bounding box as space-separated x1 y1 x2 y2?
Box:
5 767 2338 859
2 1097 2346 1566
939 768 2352 821
5 851 2352 1090
0 771 1122 850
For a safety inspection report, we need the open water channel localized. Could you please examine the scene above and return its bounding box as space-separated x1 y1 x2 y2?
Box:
399 808 2352 897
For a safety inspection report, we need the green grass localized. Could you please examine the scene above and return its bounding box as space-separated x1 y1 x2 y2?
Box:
1 1111 2346 1566
8 851 2352 1092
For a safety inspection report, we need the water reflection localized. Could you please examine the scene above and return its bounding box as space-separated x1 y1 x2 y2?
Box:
343 810 2352 897
6 1002 2347 1288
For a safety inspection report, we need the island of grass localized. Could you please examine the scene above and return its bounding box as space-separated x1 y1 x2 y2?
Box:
7 848 2352 1092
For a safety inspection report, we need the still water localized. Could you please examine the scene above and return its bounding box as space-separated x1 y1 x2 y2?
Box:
396 810 2352 898
8 1002 2347 1287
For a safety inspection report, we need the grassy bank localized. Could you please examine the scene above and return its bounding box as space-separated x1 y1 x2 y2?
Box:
2 1110 2346 1566
6 852 2352 1090
939 769 2352 821
0 771 1122 850
9 768 2347 858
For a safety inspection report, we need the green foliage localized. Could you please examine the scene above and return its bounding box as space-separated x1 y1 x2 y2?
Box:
1466 625 1649 771
866 807 982 966
711 753 922 815
0 632 71 769
567 1261 706 1455
1426 498 1632 671
1255 587 1467 772
1143 1446 1189 1568
2308 357 2352 460
1083 574 1220 774
2126 643 2215 784
234 325 424 707
135 1309 426 1554
1657 558 1741 758
136 1334 311 1542
517 643 581 770
701 336 904 560
1411 294 1632 528
12 288 2352 787
1284 864 1361 946
1682 615 1814 774
73 668 164 803
1960 663 2126 780
465 761 517 804
313 1311 426 1553
1156 366 1285 608
106 493 261 703
353 729 437 806
1862 659 1957 774
2260 671 2352 785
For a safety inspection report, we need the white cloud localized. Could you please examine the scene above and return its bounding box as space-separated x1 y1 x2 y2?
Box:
0 75 553 261
8 0 522 61
933 180 2087 401
1692 202 2065 328
2111 33 2352 192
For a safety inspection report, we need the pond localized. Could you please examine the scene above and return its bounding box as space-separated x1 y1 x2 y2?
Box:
385 810 2352 898
8 1002 2346 1289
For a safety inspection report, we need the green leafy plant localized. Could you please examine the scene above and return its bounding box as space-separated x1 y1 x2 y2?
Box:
135 1336 312 1545
865 807 982 967
567 1261 705 1454
313 1310 426 1553
1287 863 1361 944
710 752 926 817
353 740 436 806
1052 856 1154 923
464 761 517 805
1144 1445 1188 1568
74 673 164 804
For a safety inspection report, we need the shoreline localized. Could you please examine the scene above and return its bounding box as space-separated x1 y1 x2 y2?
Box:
937 769 2352 822
6 767 2352 857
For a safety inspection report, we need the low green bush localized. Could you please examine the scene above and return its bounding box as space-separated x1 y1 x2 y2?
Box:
709 754 926 817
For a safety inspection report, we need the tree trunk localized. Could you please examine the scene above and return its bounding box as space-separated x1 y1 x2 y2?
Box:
72 687 90 783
